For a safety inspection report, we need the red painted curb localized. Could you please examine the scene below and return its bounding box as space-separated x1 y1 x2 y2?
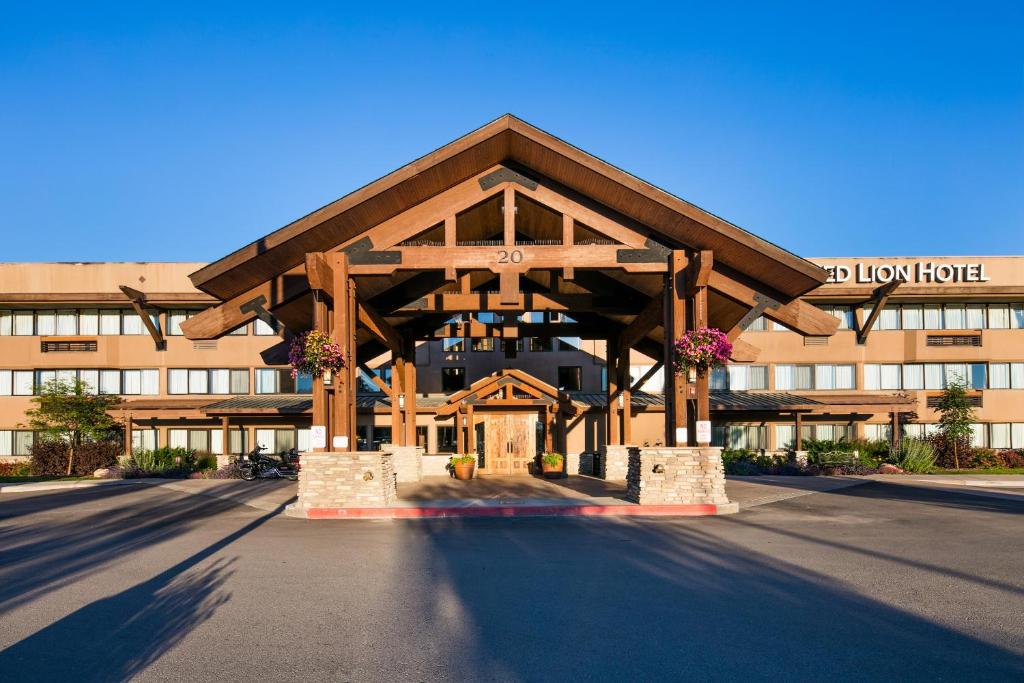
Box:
304 503 722 519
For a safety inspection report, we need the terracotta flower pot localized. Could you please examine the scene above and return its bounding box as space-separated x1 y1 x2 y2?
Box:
453 462 475 481
541 461 564 478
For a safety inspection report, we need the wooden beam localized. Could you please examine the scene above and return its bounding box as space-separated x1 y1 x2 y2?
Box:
499 270 520 305
181 265 308 339
629 361 663 394
332 253 352 450
119 286 166 351
729 338 761 363
345 244 669 276
857 279 903 344
504 185 516 246
607 337 620 446
304 252 334 298
357 297 404 354
707 270 840 337
358 363 393 398
618 294 664 353
403 334 417 447
396 292 642 315
690 251 712 443
311 288 330 452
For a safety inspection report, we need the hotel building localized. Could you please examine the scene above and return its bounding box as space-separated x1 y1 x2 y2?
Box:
1 117 1021 476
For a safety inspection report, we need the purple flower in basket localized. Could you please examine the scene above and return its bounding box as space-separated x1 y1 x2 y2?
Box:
288 330 345 379
672 327 732 376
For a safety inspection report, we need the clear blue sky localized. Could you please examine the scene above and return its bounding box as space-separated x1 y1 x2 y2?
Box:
1 2 1021 263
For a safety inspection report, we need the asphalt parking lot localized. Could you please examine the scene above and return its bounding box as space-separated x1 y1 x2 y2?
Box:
1 479 1022 681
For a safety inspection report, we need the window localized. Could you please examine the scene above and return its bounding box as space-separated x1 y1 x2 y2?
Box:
357 366 390 393
255 428 295 454
943 305 966 330
902 305 923 330
970 423 986 448
437 426 457 453
79 310 98 335
529 337 552 352
253 318 276 335
775 425 796 449
1012 304 1024 329
988 305 1009 329
819 305 854 330
36 310 56 335
14 311 33 335
229 428 248 455
228 324 248 336
814 364 855 390
557 336 582 351
924 364 944 390
712 424 766 450
1013 363 1024 389
746 316 768 332
800 423 854 443
773 365 816 390
471 337 494 352
990 423 1011 449
167 310 189 336
372 426 392 449
56 310 78 335
864 424 891 442
13 370 33 395
902 364 924 390
719 365 768 391
169 429 223 454
132 428 158 452
254 368 311 394
923 305 942 330
879 364 901 390
99 310 121 335
441 367 466 392
0 430 35 456
878 306 900 330
629 365 665 392
557 366 582 391
0 310 9 335
442 337 465 353
99 369 121 394
965 304 986 329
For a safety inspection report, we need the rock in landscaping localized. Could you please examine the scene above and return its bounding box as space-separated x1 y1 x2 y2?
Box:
93 468 112 479
878 463 904 474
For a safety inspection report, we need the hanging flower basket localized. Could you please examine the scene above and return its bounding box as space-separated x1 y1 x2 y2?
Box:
672 327 732 376
288 330 345 379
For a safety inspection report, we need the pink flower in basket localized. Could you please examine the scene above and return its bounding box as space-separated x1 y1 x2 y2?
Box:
288 330 345 379
672 327 732 376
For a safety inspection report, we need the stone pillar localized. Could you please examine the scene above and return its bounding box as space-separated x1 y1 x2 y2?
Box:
380 444 424 483
599 444 634 481
286 451 397 517
626 446 733 508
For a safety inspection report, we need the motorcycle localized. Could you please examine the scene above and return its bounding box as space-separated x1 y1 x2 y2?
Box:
238 445 300 481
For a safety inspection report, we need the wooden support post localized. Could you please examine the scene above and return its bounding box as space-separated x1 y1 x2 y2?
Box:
457 410 466 455
466 404 475 455
620 350 632 444
503 185 515 246
556 409 567 455
403 337 417 447
311 289 330 452
691 250 713 445
331 253 352 451
891 411 901 452
348 276 358 446
221 416 229 457
561 214 574 280
666 251 688 445
607 337 620 446
124 414 133 456
795 413 803 451
544 407 554 452
391 355 405 447
443 215 457 280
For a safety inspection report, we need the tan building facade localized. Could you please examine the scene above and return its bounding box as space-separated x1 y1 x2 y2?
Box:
2 255 1022 463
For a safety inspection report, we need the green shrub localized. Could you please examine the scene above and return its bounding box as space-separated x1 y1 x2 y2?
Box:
448 454 475 466
128 447 198 477
194 453 219 471
30 439 120 476
896 438 936 473
970 448 1001 469
541 452 564 468
0 461 31 477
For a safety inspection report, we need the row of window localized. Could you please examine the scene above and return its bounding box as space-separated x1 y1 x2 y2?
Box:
0 369 161 396
0 309 270 337
863 362 1024 391
714 422 1024 451
746 303 1024 333
441 336 582 353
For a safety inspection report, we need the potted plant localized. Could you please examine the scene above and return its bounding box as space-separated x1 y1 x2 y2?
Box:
449 454 476 481
540 452 564 478
288 330 345 383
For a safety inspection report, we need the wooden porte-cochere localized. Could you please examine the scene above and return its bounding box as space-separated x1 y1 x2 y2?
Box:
479 411 539 476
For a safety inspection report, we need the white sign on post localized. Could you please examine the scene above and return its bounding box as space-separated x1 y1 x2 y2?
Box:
332 435 349 449
310 425 327 449
696 420 712 445
675 427 688 445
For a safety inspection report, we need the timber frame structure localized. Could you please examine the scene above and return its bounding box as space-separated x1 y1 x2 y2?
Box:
182 114 839 452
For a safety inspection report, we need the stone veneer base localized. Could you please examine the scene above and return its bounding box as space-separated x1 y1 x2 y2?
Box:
626 446 731 506
287 451 397 518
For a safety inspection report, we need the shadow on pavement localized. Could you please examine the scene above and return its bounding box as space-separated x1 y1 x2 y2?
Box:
0 499 284 681
404 512 1024 680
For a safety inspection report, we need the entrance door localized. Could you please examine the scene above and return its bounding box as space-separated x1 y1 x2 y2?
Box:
482 412 537 475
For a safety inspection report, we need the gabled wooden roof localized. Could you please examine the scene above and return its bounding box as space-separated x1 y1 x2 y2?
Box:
189 114 828 301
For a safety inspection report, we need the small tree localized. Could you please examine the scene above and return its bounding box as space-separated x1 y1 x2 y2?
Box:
936 379 975 470
24 379 121 475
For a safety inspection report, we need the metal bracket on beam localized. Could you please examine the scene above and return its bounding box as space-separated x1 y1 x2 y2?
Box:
478 167 539 191
736 292 782 333
240 295 282 335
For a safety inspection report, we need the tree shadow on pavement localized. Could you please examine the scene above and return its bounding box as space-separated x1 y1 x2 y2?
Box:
0 503 283 681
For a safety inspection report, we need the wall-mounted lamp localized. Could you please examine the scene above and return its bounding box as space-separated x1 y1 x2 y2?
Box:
462 416 467 427
398 394 405 410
